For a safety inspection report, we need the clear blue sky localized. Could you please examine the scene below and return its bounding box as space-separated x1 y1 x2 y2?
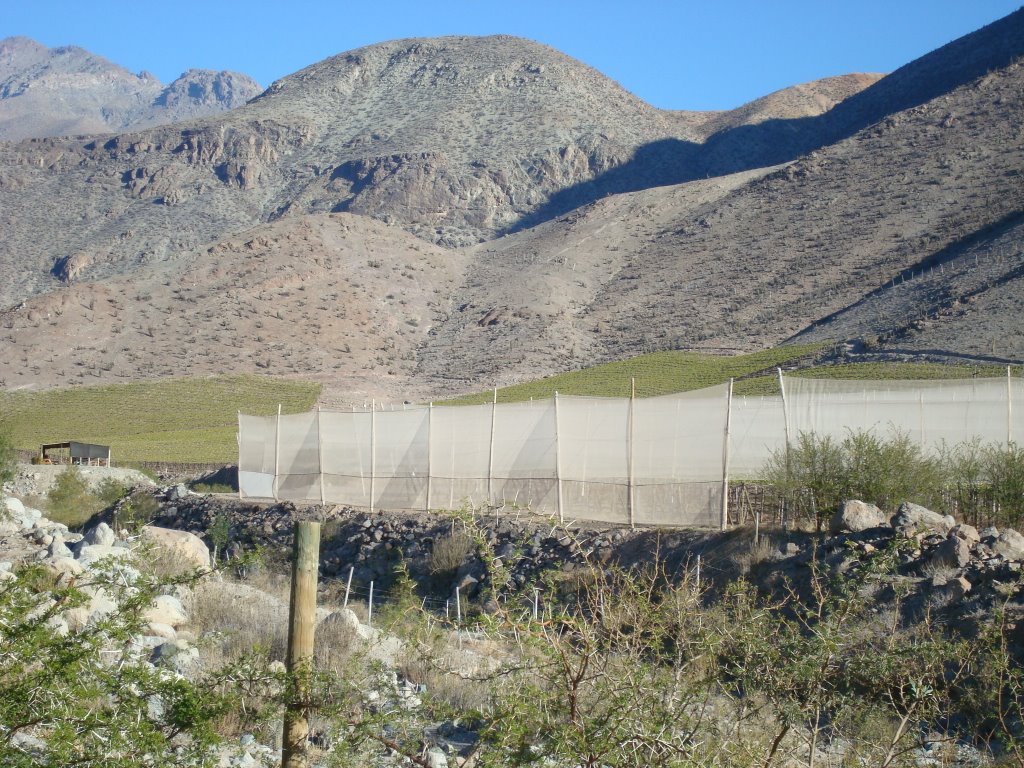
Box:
4 1 1021 110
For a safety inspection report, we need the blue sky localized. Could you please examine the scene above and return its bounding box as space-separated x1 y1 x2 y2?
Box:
4 1 1021 110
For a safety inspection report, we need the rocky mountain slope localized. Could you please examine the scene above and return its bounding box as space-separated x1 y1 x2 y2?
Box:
0 36 261 140
0 10 1022 401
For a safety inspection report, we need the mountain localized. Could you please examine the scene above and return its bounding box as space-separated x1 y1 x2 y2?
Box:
0 36 261 140
0 11 1022 401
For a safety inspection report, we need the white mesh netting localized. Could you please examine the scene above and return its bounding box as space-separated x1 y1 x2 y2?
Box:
237 373 1019 528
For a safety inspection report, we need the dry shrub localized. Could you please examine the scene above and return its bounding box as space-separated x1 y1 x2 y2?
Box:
429 530 475 576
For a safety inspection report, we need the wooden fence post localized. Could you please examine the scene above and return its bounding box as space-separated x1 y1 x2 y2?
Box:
283 521 321 768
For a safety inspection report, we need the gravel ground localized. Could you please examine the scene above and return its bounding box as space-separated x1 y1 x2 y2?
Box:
3 463 156 497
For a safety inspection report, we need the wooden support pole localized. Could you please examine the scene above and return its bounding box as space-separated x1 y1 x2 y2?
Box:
488 388 498 505
283 520 321 768
369 401 376 514
627 377 636 529
317 405 325 506
1009 366 1014 446
426 403 434 512
274 404 282 502
554 392 564 524
721 379 733 531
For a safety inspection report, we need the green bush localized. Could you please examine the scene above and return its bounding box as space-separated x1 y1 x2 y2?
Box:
46 465 103 528
95 477 129 507
0 434 15 486
762 428 942 528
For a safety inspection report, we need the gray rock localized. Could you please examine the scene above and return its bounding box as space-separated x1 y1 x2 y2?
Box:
425 746 448 768
931 536 971 569
85 521 116 547
151 639 201 678
830 500 888 533
891 502 955 537
950 524 980 545
48 537 73 560
993 529 1024 560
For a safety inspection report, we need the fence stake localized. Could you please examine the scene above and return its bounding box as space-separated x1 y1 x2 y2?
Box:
627 377 636 529
720 379 733 531
554 392 564 524
533 588 540 621
777 370 791 532
317 405 326 506
369 401 376 515
368 581 374 627
1009 366 1014 446
343 566 354 608
283 520 320 768
426 403 434 511
455 586 462 623
273 404 282 502
488 388 498 505
695 553 701 592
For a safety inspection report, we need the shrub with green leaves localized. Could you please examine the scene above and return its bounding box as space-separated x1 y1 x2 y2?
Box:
0 563 235 767
762 429 945 528
46 465 103 528
0 433 15 486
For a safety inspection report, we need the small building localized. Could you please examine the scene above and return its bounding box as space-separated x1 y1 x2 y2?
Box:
40 441 112 467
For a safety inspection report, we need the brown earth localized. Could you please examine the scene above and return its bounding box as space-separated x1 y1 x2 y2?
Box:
1 11 1023 403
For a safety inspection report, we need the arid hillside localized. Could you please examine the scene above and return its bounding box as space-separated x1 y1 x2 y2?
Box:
0 35 880 310
0 36 261 141
1 10 1022 402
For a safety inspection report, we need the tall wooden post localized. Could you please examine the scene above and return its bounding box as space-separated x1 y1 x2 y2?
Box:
720 379 733 531
283 520 321 768
426 403 434 512
487 388 498 505
274 404 282 502
317 406 325 506
553 391 564 524
627 378 636 529
1009 366 1014 446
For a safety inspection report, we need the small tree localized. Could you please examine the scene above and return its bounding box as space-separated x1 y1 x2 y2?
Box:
0 433 15 486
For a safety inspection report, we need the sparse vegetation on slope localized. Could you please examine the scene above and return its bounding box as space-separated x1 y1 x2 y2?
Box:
0 375 320 464
444 345 1019 403
444 343 827 404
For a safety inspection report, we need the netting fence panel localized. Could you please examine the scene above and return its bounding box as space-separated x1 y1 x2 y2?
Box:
276 411 321 501
238 414 277 499
729 395 787 480
428 403 491 510
237 373 1020 527
373 408 430 510
491 400 558 512
784 376 1019 450
321 410 372 508
557 397 630 523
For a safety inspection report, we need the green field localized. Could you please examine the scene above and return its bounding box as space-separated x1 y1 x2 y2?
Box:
445 347 1020 403
0 375 321 464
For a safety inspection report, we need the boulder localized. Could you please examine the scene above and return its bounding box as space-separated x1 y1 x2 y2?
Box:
76 543 132 568
890 502 955 537
950 524 980 545
151 639 201 678
930 536 971 570
830 500 888 534
139 526 211 573
144 594 189 628
992 529 1024 560
2 496 26 519
84 522 116 547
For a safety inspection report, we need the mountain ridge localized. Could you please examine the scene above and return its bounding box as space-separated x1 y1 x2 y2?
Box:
0 36 262 141
0 14 1022 402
